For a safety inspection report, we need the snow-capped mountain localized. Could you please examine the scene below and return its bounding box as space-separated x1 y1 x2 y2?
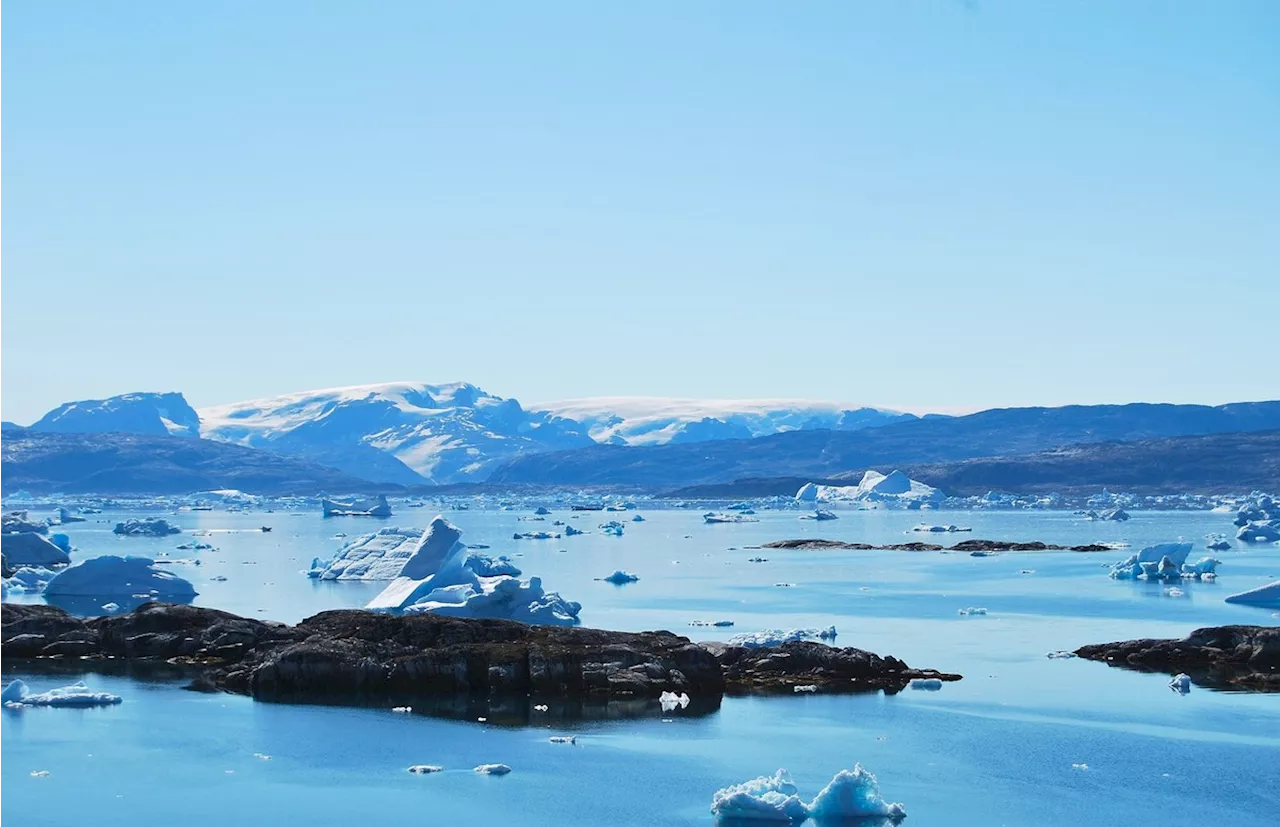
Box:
31 392 200 438
529 397 916 446
197 382 595 485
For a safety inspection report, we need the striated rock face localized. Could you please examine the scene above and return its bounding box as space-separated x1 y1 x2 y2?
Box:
2 603 963 707
1075 625 1280 692
708 641 961 693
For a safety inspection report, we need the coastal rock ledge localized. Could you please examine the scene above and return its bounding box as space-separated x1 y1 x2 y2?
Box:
1 603 958 703
1075 625 1279 691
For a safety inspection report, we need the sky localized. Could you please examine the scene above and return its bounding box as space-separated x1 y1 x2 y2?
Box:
3 1 1278 424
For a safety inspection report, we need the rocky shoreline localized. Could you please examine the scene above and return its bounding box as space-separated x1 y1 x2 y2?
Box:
1074 625 1279 692
761 538 1113 552
1 603 960 708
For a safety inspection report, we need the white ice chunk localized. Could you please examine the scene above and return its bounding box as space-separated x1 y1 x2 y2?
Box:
3 680 122 708
726 627 837 648
474 763 512 775
600 570 639 585
710 769 809 823
44 556 196 600
807 764 907 821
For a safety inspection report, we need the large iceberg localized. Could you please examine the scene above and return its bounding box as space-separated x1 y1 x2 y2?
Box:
726 627 837 648
365 516 581 625
1 565 58 597
113 518 182 537
44 555 197 601
308 527 424 580
798 470 943 509
704 512 759 524
1 532 71 567
2 510 50 535
2 680 122 708
711 766 905 824
1236 522 1280 543
322 495 392 518
1108 542 1193 580
1224 581 1280 608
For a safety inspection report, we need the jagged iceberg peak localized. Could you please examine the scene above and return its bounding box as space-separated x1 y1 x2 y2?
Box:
31 391 200 438
530 397 914 446
197 381 594 485
795 469 944 508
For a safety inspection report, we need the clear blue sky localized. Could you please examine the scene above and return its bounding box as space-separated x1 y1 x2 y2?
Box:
4 1 1278 424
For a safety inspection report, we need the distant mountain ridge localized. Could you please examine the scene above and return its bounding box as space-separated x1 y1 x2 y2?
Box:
1 427 393 496
31 392 200 438
488 401 1280 486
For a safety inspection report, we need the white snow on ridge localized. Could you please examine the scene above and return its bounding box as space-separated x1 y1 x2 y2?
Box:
529 397 914 446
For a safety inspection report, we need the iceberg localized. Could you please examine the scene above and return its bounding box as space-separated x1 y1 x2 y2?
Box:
408 765 444 774
564 525 586 536
599 521 625 536
474 764 512 775
365 516 581 625
513 531 561 540
56 507 87 524
322 495 392 518
1108 542 1193 580
1169 673 1192 694
912 524 970 533
600 570 639 585
2 565 58 596
703 512 759 524
307 527 425 580
802 470 944 509
711 766 904 824
2 510 49 535
659 690 691 712
1205 534 1232 551
2 680 123 708
795 483 820 502
1224 581 1280 608
44 555 197 600
799 510 838 521
726 627 837 648
112 518 182 537
1181 557 1220 577
1236 522 1280 543
1 532 71 567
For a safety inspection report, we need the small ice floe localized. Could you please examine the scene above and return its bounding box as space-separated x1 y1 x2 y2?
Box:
689 620 735 628
1072 763 1090 771
774 582 796 588
513 531 561 541
727 627 837 648
30 770 51 778
912 523 971 533
703 512 758 524
253 753 272 761
793 685 818 693
598 570 639 585
909 678 943 691
747 557 768 563
474 764 512 775
408 765 444 774
1019 569 1036 575
100 602 121 612
659 691 691 712
1046 651 1077 659
1205 534 1232 552
533 704 549 712
1169 673 1192 694
710 765 905 823
211 575 229 582
1164 587 1185 598
799 510 838 521
599 521 625 537
3 680 122 708
632 515 645 522
391 706 412 713
957 607 988 616
548 736 576 744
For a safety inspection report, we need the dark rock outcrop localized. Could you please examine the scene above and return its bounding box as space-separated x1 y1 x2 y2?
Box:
707 641 961 693
1075 625 1280 691
1 603 960 708
761 538 1113 553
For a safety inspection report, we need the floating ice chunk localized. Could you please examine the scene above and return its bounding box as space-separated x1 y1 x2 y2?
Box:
795 483 820 502
807 764 906 821
112 518 182 536
1164 587 1185 598
727 627 836 648
1 533 71 567
1205 534 1232 552
909 678 943 691
100 602 120 612
912 524 970 533
534 507 551 516
1181 557 1221 577
392 706 412 713
513 531 561 540
2 565 58 595
957 607 987 616
30 770 51 778
1169 673 1192 694
548 736 576 744
321 495 391 517
1237 522 1280 543
474 764 512 775
690 620 735 628
710 769 809 823
1072 763 1089 771
659 691 691 712
631 514 646 522
1225 581 1280 607
1046 651 1076 659
703 512 758 524
254 753 272 761
564 525 586 536
793 685 818 693
799 510 838 521
3 680 122 708
599 570 639 585
533 703 549 711
45 556 197 600
308 527 427 580
408 765 444 774
599 521 625 536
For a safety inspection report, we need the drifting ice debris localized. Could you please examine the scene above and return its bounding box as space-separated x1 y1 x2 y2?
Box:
1 566 58 597
2 680 122 708
703 512 759 524
912 524 971 533
364 516 581 625
659 691 691 712
0 533 71 567
1205 534 1232 551
564 525 586 536
599 570 639 585
392 706 412 713
910 678 943 690
747 557 768 563
599 521 625 536
45 556 197 600
533 704 549 712
112 518 182 537
1108 542 1193 580
1072 763 1089 771
711 766 905 823
1164 587 1185 597
100 602 120 612
253 753 272 761
1224 581 1280 608
1181 557 1220 577
726 627 837 648
631 514 646 522
548 736 576 744
799 510 839 521
408 765 444 774
513 531 561 540
957 607 987 616
689 620 735 628
2 510 50 534
474 764 512 776
322 496 392 518
1170 673 1192 694
534 507 552 515
793 685 818 693
795 483 820 502
1237 522 1280 543
1099 508 1130 522
1046 651 1076 659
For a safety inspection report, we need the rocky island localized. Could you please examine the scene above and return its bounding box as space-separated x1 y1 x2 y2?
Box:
1075 625 1279 691
2 603 961 709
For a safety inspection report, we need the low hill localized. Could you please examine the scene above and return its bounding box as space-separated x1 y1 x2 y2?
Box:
0 428 397 496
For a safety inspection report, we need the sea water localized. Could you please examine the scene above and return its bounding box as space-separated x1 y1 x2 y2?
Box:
4 507 1279 825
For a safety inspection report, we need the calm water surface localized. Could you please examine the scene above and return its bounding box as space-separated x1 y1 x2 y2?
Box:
5 507 1279 825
